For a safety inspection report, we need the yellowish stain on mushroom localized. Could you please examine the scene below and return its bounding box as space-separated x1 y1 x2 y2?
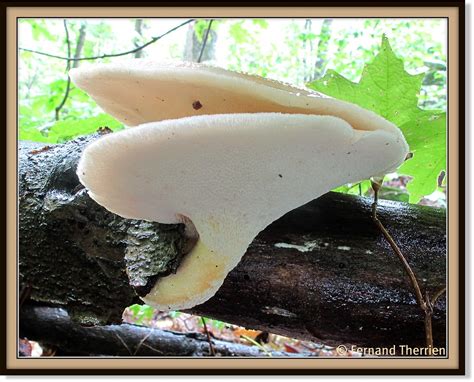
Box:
144 240 228 309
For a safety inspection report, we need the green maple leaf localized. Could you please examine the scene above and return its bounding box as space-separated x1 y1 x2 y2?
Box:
307 35 446 203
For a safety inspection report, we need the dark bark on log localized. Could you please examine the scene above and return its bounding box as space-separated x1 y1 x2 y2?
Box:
20 305 300 357
19 135 446 349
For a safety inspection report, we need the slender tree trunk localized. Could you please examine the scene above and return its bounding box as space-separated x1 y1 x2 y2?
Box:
72 23 87 69
134 19 145 59
183 21 216 62
312 19 333 80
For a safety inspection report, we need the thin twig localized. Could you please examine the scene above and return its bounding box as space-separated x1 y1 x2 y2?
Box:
200 317 216 356
133 330 153 355
20 19 194 62
197 19 213 63
370 179 425 308
19 283 32 309
141 342 164 355
54 20 72 121
114 332 132 355
370 178 440 354
240 335 272 357
431 286 446 307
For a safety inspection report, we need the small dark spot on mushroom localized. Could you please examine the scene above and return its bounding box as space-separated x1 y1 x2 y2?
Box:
192 100 203 110
385 142 390 145
347 152 351 155
215 265 218 268
278 174 283 178
82 172 85 176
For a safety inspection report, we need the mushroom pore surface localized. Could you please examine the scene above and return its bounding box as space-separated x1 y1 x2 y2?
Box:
77 113 408 310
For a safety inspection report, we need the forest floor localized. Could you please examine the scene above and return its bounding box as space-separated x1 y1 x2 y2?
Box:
121 307 361 357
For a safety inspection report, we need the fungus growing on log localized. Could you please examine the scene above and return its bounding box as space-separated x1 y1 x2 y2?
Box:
70 61 409 311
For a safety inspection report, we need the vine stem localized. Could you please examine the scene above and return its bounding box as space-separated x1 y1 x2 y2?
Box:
197 19 213 63
370 178 445 355
200 317 216 356
54 20 72 121
20 19 194 62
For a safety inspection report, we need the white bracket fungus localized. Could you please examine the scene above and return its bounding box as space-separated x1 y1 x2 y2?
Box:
70 60 409 311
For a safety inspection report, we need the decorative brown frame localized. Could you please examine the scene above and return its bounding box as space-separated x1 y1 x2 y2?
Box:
1 1 465 375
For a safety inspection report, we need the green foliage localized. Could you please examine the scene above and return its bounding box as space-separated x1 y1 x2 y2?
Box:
308 36 446 203
378 185 410 203
199 316 226 331
227 20 274 78
333 180 371 197
297 32 316 42
251 19 269 29
194 19 219 43
127 304 155 325
25 19 58 42
19 114 124 143
397 112 446 201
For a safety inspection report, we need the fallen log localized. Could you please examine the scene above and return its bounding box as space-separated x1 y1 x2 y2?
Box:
19 135 446 349
20 305 301 357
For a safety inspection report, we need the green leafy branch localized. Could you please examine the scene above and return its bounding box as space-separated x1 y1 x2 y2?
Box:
308 35 446 203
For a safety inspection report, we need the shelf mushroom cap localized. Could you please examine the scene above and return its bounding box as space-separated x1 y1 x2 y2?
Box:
77 112 408 311
70 59 399 136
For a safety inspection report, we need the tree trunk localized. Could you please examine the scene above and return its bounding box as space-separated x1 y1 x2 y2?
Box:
312 19 333 80
19 134 446 350
72 23 87 69
183 20 216 62
133 19 145 59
